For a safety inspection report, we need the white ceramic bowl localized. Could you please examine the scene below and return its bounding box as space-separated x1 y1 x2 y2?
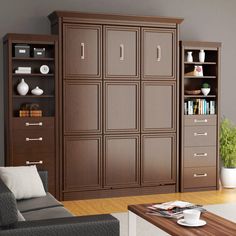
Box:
183 209 201 225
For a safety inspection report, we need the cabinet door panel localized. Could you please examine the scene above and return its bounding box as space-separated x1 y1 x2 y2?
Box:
64 136 102 191
141 134 176 186
64 81 102 134
63 24 101 79
104 135 140 188
104 82 140 133
142 28 176 79
142 81 176 132
104 26 140 79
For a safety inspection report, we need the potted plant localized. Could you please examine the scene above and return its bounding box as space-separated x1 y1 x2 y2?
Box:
201 83 211 96
220 118 236 188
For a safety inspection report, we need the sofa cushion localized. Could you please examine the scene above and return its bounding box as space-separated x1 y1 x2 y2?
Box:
17 193 62 213
0 166 46 200
17 210 25 221
22 206 73 221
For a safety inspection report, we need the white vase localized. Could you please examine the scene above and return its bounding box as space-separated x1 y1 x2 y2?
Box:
187 51 193 62
201 88 210 96
199 49 205 63
221 167 236 188
17 78 29 96
31 86 44 95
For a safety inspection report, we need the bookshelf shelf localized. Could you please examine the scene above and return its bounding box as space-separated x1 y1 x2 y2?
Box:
184 95 216 98
184 76 216 79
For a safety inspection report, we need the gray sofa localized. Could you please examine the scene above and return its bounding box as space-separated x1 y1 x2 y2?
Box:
0 171 119 236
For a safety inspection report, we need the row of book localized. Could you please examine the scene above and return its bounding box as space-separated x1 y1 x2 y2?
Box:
184 99 216 115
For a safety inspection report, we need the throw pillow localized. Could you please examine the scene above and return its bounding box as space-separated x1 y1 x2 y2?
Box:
0 165 46 200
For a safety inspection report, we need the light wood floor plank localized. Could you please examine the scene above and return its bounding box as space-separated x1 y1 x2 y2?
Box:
63 188 236 216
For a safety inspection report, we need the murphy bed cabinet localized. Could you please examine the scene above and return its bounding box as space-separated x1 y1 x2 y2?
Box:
49 11 183 200
180 41 221 192
3 34 59 197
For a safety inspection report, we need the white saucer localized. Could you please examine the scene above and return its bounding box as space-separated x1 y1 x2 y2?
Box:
177 219 206 227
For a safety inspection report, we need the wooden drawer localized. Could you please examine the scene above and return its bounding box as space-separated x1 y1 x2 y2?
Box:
184 147 216 167
13 117 54 130
12 152 56 195
184 126 216 147
184 115 216 127
183 167 216 189
13 129 54 154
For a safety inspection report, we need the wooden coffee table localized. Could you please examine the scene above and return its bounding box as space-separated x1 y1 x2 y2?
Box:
128 203 236 236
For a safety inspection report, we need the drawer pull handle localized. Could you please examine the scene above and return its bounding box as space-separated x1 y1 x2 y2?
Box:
81 42 85 60
194 153 208 157
194 119 208 123
120 44 124 61
194 132 207 136
26 160 43 165
25 122 43 126
194 173 208 178
26 137 43 142
157 45 161 61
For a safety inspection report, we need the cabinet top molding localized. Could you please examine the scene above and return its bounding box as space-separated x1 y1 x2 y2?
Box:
48 11 184 28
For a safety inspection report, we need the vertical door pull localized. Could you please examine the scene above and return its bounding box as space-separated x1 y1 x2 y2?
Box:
157 45 161 61
25 122 43 127
81 43 85 60
120 44 124 61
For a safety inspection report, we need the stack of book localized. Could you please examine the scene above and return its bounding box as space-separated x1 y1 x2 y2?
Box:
185 99 215 115
15 67 31 74
146 201 206 219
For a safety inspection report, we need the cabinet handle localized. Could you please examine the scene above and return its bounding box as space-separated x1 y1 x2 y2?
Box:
194 132 207 136
120 44 124 61
26 137 43 142
26 160 43 165
81 42 85 60
157 45 161 61
194 153 208 157
25 122 43 126
193 173 208 178
194 119 208 123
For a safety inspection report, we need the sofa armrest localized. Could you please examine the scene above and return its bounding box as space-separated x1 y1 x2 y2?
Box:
0 215 119 236
0 179 18 227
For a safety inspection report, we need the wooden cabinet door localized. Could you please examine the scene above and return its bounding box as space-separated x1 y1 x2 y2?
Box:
142 81 176 132
104 135 140 188
104 81 140 133
104 26 140 79
64 136 102 191
142 28 176 79
63 24 101 79
64 81 102 134
141 134 176 186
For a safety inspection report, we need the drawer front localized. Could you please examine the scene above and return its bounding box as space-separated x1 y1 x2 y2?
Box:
13 117 54 130
184 126 216 147
184 167 216 188
184 147 216 167
13 129 54 154
184 115 216 127
12 152 56 195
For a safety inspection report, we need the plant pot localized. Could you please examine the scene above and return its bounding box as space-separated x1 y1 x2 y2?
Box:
221 167 236 188
201 88 210 96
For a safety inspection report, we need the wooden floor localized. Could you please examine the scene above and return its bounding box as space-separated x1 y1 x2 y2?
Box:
63 188 236 216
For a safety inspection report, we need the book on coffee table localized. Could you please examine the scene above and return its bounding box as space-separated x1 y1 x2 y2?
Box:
146 201 206 219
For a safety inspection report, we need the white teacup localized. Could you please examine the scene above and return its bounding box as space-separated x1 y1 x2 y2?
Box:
183 209 201 225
